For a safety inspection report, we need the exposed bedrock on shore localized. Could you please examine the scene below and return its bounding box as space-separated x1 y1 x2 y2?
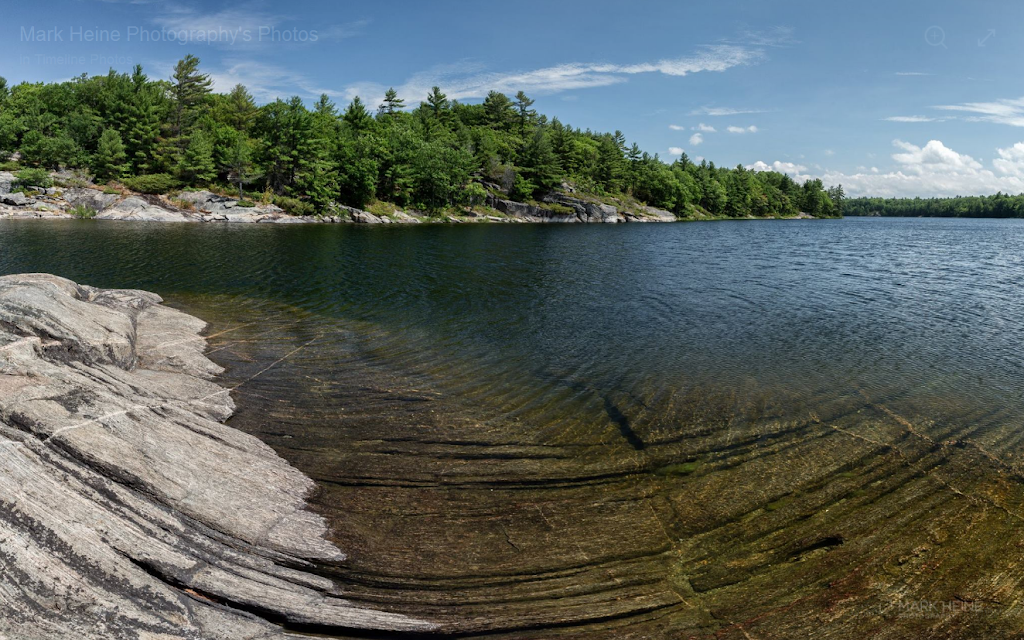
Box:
0 273 435 638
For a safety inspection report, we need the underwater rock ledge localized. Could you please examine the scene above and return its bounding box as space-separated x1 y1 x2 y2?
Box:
0 273 435 639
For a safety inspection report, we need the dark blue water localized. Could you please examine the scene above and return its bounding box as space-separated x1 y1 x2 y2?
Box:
2 216 1021 417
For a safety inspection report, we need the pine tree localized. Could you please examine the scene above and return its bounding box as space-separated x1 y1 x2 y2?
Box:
169 54 212 140
425 86 449 117
377 88 405 117
483 91 514 130
177 129 216 186
221 84 257 132
222 134 257 199
519 128 561 196
123 65 165 173
92 128 128 181
342 97 373 134
513 91 536 136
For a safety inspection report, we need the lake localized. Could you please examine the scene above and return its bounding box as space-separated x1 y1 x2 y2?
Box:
3 216 1023 637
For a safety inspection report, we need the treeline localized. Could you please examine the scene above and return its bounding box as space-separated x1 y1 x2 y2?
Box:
0 55 843 217
846 193 1024 218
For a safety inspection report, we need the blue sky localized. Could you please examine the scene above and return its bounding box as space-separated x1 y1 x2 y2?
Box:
4 0 1024 197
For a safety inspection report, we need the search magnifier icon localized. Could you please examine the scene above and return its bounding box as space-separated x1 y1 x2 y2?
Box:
925 26 947 48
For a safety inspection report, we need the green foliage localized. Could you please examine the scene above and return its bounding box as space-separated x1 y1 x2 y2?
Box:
236 199 255 208
121 173 179 194
69 204 97 219
176 130 216 186
92 128 128 181
0 57 841 220
845 192 1024 218
14 167 52 189
272 195 314 216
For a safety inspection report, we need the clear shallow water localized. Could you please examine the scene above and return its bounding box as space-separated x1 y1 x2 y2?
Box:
3 216 1024 637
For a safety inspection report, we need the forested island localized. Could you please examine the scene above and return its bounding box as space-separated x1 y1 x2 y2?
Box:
846 193 1024 218
0 55 843 221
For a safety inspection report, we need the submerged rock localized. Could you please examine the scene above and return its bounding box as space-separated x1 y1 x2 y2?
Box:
0 274 435 639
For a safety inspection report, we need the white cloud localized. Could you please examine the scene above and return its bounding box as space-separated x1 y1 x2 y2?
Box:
747 160 808 174
993 142 1024 177
824 149 835 156
935 96 1024 127
669 124 686 131
749 139 1024 198
884 115 943 123
690 106 768 116
727 125 758 133
693 123 716 132
689 133 704 146
667 147 684 156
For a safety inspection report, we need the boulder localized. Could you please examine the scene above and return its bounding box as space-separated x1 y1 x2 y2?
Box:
0 191 30 207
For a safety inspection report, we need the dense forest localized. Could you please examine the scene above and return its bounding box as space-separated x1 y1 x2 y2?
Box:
846 193 1024 218
0 55 843 218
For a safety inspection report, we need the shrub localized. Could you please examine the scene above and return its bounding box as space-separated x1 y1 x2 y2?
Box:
236 200 255 208
69 204 97 219
0 161 21 172
102 187 121 195
170 198 195 211
14 168 52 189
121 173 179 194
272 195 313 216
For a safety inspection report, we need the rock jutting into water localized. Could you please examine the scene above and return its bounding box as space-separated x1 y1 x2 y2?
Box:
0 274 435 639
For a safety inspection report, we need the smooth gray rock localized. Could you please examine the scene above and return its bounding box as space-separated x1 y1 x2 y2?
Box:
0 274 436 639
1 191 30 207
96 195 193 222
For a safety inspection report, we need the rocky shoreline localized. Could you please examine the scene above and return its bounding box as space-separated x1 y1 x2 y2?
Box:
0 274 435 638
0 171 681 225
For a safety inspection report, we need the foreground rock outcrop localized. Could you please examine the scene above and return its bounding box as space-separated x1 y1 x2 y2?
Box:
0 274 435 638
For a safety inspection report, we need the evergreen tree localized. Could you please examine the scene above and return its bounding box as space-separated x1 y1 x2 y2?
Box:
513 91 536 136
377 87 405 117
222 133 257 199
177 129 216 185
220 83 257 132
483 91 514 130
169 54 212 139
342 97 373 134
92 128 128 181
519 128 561 196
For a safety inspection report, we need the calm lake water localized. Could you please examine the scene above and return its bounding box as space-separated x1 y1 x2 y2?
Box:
3 216 1024 637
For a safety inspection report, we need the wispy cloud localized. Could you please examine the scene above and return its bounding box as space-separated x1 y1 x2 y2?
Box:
895 72 934 77
689 133 704 146
934 96 1024 127
693 123 716 132
668 146 684 156
722 26 798 47
690 106 768 116
668 124 686 131
339 44 766 107
727 125 758 133
883 115 944 122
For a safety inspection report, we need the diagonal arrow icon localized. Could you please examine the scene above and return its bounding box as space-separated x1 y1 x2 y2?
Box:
978 28 996 46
